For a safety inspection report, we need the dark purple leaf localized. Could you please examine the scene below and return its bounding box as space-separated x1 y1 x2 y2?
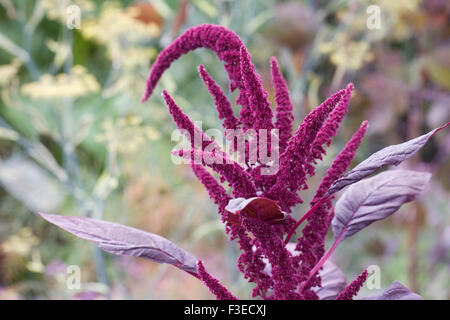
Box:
332 170 431 242
314 260 347 300
225 197 286 225
39 213 198 276
361 281 423 300
326 123 448 196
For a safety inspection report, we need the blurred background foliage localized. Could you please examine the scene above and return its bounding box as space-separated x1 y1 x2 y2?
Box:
0 0 448 299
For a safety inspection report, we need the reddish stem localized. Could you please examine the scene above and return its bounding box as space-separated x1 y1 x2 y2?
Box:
186 270 201 279
298 228 346 293
284 195 330 244
430 122 449 138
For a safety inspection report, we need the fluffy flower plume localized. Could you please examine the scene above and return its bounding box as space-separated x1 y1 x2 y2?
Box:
270 56 294 153
336 270 368 300
240 47 274 132
173 149 257 199
243 217 301 299
313 121 368 200
198 65 239 130
235 228 273 298
294 121 368 292
197 261 238 300
307 83 354 176
142 24 244 102
162 90 216 151
190 163 231 218
142 24 369 300
265 89 345 211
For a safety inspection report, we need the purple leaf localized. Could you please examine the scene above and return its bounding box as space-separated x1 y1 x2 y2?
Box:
326 123 448 196
314 260 347 300
38 213 199 276
332 170 431 242
361 281 423 300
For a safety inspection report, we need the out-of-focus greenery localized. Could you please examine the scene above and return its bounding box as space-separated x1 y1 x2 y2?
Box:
0 0 448 299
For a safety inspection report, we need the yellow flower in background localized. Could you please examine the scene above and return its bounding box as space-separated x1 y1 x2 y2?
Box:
42 0 95 22
0 58 21 87
46 39 71 70
96 115 160 154
335 0 423 41
378 0 423 40
21 65 100 100
81 2 160 68
379 0 421 16
82 2 161 42
0 59 21 107
26 249 45 273
318 34 374 70
1 228 39 257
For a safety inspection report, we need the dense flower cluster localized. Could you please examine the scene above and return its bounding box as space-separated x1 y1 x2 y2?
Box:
336 270 368 300
142 24 369 300
197 260 238 300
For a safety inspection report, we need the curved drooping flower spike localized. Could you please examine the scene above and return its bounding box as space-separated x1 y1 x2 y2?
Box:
142 24 245 102
142 24 275 137
306 83 354 176
198 64 239 130
270 56 294 153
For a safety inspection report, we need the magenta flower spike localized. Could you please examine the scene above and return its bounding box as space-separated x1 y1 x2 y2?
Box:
137 25 439 299
239 47 274 132
198 65 239 130
162 90 217 152
141 24 245 102
172 149 257 199
242 217 301 300
39 24 442 301
293 121 368 292
270 56 294 153
336 270 368 300
306 83 354 176
265 89 345 211
197 261 238 300
190 163 231 218
313 120 368 201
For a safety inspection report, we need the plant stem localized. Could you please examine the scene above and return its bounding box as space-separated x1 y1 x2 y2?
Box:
284 195 330 244
299 227 345 293
93 244 109 286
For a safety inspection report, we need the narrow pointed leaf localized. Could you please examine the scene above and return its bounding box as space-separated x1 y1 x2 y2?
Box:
326 123 448 196
39 213 198 276
362 281 423 300
332 170 431 242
